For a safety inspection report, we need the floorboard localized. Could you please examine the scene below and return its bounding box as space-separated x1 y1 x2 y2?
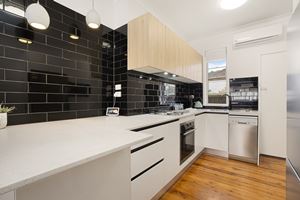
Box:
160 154 286 200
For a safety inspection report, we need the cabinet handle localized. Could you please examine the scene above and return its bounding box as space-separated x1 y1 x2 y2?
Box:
131 137 164 154
131 158 164 181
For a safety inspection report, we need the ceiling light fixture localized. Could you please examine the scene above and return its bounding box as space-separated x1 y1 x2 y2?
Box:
86 0 101 29
220 0 247 10
25 0 50 30
172 74 177 78
164 72 169 75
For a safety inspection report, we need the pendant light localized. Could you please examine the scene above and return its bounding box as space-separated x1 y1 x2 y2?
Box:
86 0 101 29
25 0 50 30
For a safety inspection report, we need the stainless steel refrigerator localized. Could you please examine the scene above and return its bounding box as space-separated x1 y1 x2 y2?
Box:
287 3 300 200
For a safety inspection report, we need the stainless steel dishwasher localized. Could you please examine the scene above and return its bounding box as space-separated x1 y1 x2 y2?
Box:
229 115 258 164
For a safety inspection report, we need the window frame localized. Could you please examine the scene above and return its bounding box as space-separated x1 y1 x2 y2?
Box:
203 55 229 107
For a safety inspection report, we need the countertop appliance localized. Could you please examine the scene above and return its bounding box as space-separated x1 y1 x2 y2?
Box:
229 115 258 164
287 3 300 199
180 120 195 164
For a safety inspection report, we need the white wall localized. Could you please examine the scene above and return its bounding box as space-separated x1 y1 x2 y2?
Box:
113 0 146 29
294 0 300 12
191 16 289 79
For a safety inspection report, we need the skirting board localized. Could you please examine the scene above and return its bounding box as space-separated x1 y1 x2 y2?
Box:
204 148 229 158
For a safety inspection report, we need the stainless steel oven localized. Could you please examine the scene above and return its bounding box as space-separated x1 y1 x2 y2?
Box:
180 120 195 164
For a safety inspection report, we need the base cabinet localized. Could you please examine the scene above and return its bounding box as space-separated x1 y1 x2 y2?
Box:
205 113 228 152
130 121 180 200
131 159 165 200
196 113 228 153
195 114 206 154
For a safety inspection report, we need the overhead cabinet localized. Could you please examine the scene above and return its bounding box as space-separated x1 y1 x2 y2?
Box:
128 13 203 83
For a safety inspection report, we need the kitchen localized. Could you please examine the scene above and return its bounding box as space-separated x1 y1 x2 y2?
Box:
0 0 298 200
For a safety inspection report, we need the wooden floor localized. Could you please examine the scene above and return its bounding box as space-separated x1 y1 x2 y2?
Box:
160 154 286 200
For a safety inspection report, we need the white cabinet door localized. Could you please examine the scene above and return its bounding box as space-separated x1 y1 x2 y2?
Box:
260 52 287 158
205 114 228 152
0 192 15 200
195 114 206 154
163 122 180 183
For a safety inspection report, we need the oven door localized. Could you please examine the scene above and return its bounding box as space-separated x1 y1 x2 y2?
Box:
180 130 195 164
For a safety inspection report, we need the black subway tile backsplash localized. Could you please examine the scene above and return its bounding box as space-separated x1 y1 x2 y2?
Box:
28 62 62 75
0 69 4 80
0 93 4 102
6 93 46 103
47 75 76 85
30 103 62 113
48 111 77 121
0 81 27 92
29 83 62 93
63 85 88 94
47 94 76 102
47 55 75 69
0 57 27 71
28 42 62 57
5 46 27 60
27 51 47 64
0 46 4 56
1 3 202 125
8 113 47 126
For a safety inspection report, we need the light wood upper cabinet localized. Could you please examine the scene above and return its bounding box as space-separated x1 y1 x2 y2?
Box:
128 13 166 71
128 13 203 83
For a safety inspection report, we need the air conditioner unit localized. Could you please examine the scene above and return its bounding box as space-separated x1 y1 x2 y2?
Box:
233 24 283 47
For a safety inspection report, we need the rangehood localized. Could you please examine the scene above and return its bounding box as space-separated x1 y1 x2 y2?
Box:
132 66 200 84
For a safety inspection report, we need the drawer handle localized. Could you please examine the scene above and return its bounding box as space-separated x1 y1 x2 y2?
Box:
238 122 248 125
131 137 164 154
131 158 164 181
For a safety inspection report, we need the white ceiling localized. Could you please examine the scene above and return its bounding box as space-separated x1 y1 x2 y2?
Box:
54 0 146 29
136 0 293 42
54 0 292 41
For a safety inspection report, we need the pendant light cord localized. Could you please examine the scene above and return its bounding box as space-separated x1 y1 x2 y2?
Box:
92 0 94 9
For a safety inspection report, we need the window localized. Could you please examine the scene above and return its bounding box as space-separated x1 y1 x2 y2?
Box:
207 60 227 104
0 0 25 17
160 83 176 105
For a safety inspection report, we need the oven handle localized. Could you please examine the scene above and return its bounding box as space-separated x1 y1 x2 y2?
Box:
182 129 195 136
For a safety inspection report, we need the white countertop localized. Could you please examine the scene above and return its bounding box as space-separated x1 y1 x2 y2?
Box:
0 117 156 195
229 110 259 116
0 108 258 195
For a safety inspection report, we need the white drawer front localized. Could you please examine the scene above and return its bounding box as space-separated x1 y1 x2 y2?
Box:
131 158 165 200
131 137 164 178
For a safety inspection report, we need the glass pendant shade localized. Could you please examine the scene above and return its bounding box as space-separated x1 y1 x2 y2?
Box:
86 0 101 29
25 1 50 30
